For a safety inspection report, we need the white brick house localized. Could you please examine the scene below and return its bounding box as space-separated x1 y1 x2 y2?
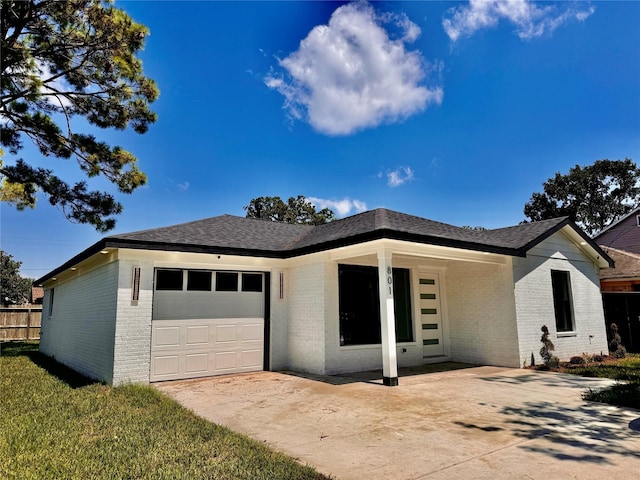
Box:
37 209 613 386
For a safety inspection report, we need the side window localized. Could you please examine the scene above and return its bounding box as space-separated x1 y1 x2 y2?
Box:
216 272 238 292
156 269 183 290
48 288 55 317
551 270 574 332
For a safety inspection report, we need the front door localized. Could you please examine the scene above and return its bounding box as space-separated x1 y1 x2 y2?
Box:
419 273 444 357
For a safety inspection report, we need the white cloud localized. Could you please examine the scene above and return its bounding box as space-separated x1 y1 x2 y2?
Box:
308 197 368 217
386 166 414 187
442 0 595 42
265 1 443 136
177 182 190 191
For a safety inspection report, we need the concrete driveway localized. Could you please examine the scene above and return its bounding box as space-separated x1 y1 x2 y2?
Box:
155 364 640 480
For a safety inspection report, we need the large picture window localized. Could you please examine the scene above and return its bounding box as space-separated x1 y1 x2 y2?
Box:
551 270 574 332
338 265 413 346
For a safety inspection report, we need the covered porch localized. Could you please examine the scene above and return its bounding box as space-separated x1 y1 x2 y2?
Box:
321 238 520 385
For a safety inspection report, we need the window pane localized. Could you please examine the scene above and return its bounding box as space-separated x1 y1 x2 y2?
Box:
156 269 183 290
242 273 263 292
551 270 574 332
216 272 238 292
339 265 381 346
393 268 413 342
187 270 212 291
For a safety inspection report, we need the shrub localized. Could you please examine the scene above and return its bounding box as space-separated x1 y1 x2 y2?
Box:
539 325 558 368
570 356 586 365
608 323 627 359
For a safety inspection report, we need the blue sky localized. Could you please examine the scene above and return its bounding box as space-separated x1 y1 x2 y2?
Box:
2 0 639 280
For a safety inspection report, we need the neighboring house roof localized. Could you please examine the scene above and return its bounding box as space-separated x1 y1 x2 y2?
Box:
599 246 640 280
36 208 612 284
593 206 640 238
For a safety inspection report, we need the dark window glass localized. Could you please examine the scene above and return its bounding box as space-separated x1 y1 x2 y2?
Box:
338 265 413 346
242 273 263 292
339 265 381 346
156 269 183 290
187 270 212 291
49 288 55 316
216 272 238 291
393 268 413 342
551 270 574 332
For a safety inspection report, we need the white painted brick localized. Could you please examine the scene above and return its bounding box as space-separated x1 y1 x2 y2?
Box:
111 260 154 385
287 262 326 374
514 233 608 366
446 260 521 367
39 262 119 382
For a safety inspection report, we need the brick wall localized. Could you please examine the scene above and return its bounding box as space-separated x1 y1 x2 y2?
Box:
514 232 608 365
39 262 118 382
287 261 326 374
446 260 521 367
111 260 154 385
269 269 289 370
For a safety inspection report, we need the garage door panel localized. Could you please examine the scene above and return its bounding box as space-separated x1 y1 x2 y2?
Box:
185 353 208 373
154 355 180 376
154 327 180 347
242 323 262 341
214 351 237 371
241 349 262 368
215 324 237 343
151 318 263 381
186 325 209 345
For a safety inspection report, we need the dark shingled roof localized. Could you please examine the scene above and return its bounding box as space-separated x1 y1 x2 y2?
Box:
35 208 612 284
599 247 640 280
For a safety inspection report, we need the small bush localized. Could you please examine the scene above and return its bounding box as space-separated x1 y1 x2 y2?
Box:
608 323 626 359
592 354 605 362
569 356 586 365
539 325 556 368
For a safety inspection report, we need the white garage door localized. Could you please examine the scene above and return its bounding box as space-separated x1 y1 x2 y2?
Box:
150 318 263 382
150 269 266 382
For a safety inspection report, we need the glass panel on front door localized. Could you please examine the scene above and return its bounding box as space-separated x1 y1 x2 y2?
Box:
419 274 444 357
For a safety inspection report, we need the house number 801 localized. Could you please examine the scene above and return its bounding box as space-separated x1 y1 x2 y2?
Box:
387 266 393 294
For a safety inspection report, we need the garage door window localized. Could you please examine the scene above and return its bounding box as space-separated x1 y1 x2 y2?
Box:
156 269 183 290
187 270 212 291
216 272 238 291
242 273 262 292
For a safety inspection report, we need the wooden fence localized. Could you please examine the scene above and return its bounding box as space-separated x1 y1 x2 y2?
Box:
0 306 42 341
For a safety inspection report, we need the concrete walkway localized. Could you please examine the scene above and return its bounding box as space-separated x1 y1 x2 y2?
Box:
155 365 640 480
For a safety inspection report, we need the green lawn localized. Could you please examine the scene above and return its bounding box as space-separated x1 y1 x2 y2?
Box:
0 342 329 480
558 354 640 409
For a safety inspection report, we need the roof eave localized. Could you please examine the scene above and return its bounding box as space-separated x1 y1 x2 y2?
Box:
34 239 108 285
517 218 614 268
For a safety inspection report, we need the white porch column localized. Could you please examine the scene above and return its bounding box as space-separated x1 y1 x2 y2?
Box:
377 250 398 386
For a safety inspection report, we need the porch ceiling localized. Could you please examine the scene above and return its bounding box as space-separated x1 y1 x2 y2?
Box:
326 238 509 265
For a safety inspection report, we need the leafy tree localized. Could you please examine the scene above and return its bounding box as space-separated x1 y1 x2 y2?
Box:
1 0 158 232
244 195 335 225
523 158 640 236
1 250 34 305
